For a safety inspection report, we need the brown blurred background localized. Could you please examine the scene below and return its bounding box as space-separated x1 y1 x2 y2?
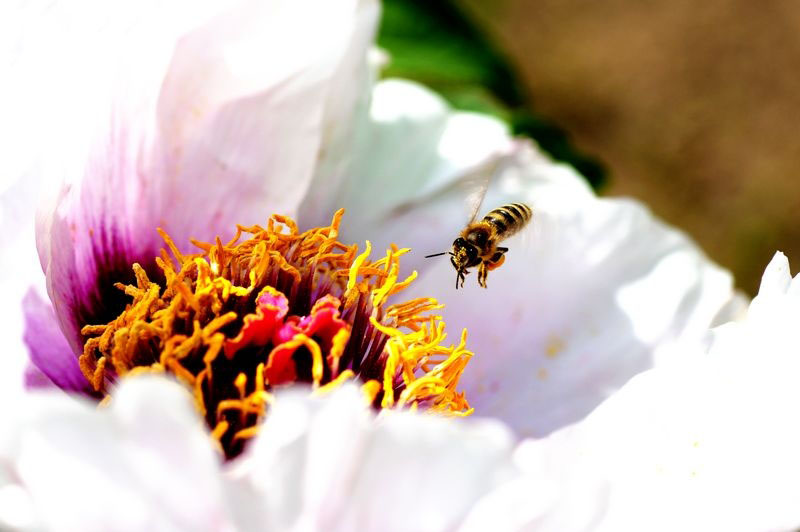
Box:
453 0 800 295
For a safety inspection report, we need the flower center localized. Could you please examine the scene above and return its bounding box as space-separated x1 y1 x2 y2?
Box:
80 210 473 458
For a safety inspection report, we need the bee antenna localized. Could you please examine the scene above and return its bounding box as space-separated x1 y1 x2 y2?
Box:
424 252 448 258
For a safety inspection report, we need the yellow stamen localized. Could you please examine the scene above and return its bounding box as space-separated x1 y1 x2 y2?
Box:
255 363 265 393
371 262 399 307
347 240 372 292
211 420 229 442
156 227 185 264
232 426 261 442
314 369 356 397
371 316 472 415
235 373 247 399
80 209 473 458
361 379 382 405
328 328 350 376
270 334 324 387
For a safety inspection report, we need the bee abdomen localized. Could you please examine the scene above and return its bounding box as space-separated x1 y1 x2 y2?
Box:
482 203 533 238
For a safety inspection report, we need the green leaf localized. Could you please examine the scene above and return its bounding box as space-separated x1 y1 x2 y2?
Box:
378 0 606 189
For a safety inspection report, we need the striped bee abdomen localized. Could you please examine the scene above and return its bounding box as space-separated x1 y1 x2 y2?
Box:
482 203 533 238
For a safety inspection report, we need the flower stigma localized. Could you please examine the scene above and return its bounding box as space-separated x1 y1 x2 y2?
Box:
79 210 473 458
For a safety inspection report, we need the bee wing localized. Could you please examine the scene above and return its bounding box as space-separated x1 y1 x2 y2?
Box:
503 201 538 256
517 205 537 250
464 171 490 224
382 156 501 224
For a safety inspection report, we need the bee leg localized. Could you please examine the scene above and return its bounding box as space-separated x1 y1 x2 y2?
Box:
478 261 489 288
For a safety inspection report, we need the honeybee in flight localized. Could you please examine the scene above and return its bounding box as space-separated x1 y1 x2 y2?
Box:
426 200 533 289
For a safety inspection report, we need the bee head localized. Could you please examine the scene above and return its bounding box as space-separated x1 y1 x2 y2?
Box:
451 237 479 270
424 238 479 289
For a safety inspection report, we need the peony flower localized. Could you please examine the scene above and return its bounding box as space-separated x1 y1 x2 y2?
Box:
0 0 760 528
3 0 739 436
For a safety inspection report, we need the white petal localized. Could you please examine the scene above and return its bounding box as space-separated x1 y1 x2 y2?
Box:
0 376 232 531
229 385 518 532
756 251 791 297
320 80 741 435
397 135 736 436
0 482 38 531
8 0 378 353
478 256 800 531
152 0 380 239
321 80 736 437
313 79 518 265
297 11 382 226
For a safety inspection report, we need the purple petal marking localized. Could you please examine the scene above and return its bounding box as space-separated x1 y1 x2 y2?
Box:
24 363 55 390
34 0 379 355
44 197 160 355
22 288 91 393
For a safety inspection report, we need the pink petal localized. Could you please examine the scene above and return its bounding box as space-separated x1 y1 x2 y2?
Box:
224 287 289 358
264 343 299 386
22 0 377 354
22 364 53 390
294 296 348 355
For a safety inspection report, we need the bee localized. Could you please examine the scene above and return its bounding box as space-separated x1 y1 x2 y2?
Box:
426 201 533 289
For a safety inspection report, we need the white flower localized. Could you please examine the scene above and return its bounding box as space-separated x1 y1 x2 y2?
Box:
0 0 765 529
2 0 739 437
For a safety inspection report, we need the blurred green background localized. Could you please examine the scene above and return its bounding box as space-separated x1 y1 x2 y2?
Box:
379 0 800 295
378 0 606 190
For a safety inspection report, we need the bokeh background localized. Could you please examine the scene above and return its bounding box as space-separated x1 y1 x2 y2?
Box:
379 0 800 295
